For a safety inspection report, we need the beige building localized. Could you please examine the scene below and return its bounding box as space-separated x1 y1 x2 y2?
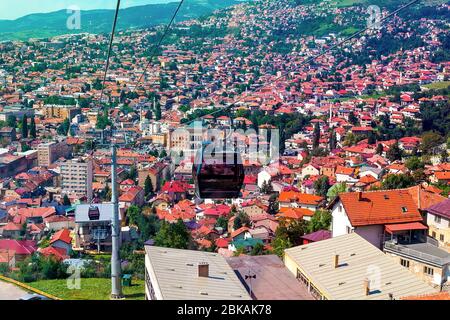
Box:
43 104 80 120
426 199 450 251
37 140 72 167
61 157 93 201
284 233 437 300
144 246 251 300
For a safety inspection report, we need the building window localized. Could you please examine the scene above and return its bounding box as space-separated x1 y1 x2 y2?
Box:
346 226 353 234
401 207 408 213
439 234 444 242
424 266 434 276
434 215 441 223
432 231 436 238
400 259 409 268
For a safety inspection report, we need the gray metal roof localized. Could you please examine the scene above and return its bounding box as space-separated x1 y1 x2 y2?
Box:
145 246 251 300
75 203 119 223
226 255 314 300
284 233 437 300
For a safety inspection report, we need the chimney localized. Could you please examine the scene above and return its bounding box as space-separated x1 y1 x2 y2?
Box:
198 262 209 278
333 254 339 268
357 192 362 201
363 278 370 296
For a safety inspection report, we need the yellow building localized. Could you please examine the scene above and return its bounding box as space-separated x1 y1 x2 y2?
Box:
43 104 80 120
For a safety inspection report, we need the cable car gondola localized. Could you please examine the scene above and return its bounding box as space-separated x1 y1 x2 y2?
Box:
192 141 245 199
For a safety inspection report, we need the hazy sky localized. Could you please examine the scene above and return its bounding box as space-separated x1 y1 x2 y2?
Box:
0 0 178 20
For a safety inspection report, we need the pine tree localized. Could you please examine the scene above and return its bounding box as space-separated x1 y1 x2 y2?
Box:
155 103 162 120
329 130 337 150
62 194 71 206
21 115 28 138
313 122 320 149
144 176 154 197
376 143 384 155
29 115 36 138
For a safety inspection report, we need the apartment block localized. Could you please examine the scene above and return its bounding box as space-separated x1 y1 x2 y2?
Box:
37 140 72 167
61 157 93 201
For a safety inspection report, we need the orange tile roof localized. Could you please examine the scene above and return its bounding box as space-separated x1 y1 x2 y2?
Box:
406 185 447 210
435 171 450 180
279 191 323 205
339 190 422 226
401 292 450 300
231 226 250 239
50 228 72 245
277 207 314 220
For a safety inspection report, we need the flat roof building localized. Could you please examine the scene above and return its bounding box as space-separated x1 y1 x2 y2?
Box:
226 255 314 300
144 246 251 300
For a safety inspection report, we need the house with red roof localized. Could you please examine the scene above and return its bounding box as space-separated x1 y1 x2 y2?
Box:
330 189 426 249
38 246 69 261
160 180 191 202
0 239 37 261
278 191 324 211
0 249 16 268
49 228 73 255
119 186 145 208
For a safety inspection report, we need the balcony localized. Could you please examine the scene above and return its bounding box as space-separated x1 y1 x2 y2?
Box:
383 238 450 267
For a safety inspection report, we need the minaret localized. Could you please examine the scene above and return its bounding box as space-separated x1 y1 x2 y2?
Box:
110 145 123 299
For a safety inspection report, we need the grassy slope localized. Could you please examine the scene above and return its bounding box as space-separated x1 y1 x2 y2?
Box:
28 278 145 300
423 81 450 90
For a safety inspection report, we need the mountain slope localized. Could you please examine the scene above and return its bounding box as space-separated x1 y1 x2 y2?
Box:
0 0 246 41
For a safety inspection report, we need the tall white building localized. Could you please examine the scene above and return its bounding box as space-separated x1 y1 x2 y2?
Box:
61 157 93 201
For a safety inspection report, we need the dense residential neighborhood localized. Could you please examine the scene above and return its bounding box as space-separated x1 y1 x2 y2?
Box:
0 0 449 301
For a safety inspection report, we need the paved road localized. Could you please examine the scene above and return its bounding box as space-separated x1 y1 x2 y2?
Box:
0 280 28 300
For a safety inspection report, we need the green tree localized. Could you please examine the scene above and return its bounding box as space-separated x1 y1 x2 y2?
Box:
62 194 71 206
21 115 28 138
327 182 347 200
308 210 332 233
376 143 384 155
313 176 330 198
29 115 36 138
420 132 443 155
215 216 228 230
250 242 265 256
268 194 279 215
348 111 358 125
155 103 162 121
405 156 424 171
382 174 416 190
233 211 250 230
386 141 403 162
329 130 337 150
127 205 141 226
313 122 320 149
154 219 190 249
144 176 153 198
6 115 16 128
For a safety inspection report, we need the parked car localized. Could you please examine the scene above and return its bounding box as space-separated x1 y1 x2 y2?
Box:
19 293 52 301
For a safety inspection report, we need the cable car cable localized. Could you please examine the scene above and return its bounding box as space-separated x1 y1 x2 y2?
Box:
99 0 122 106
132 0 186 93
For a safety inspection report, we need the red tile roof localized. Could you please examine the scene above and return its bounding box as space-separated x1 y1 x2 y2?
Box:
50 228 72 245
339 190 422 226
0 240 37 255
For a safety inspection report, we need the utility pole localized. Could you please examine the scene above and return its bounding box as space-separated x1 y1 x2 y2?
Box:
111 144 123 299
